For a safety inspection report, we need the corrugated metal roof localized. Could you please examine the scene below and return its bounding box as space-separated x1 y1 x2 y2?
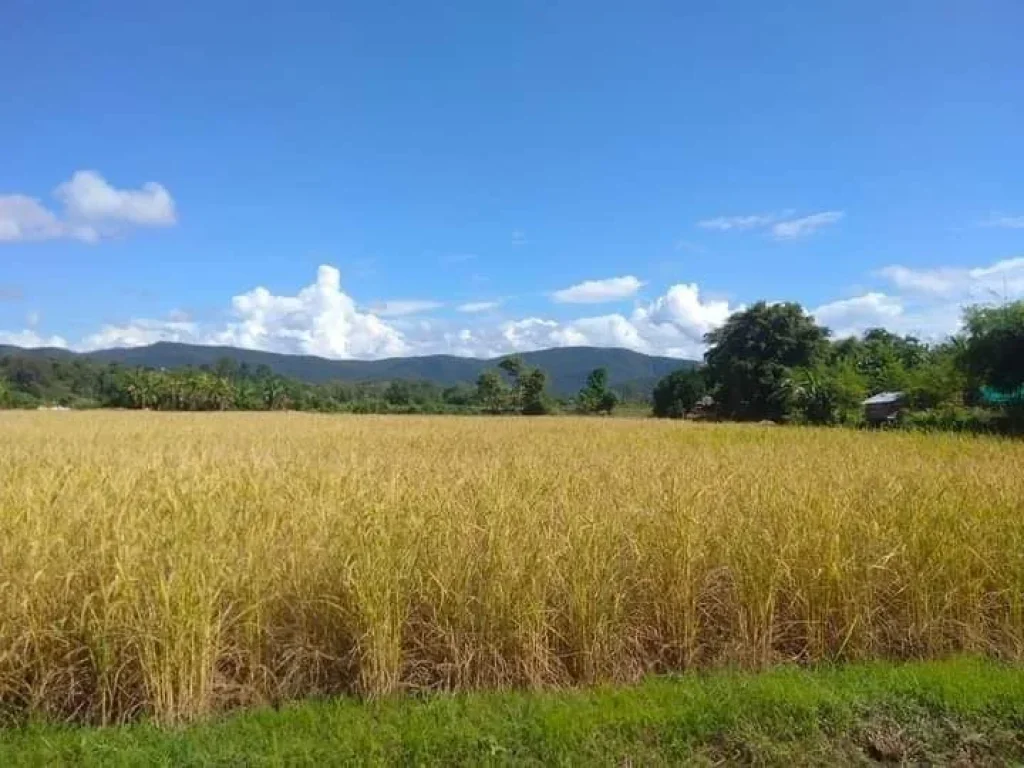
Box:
862 391 905 405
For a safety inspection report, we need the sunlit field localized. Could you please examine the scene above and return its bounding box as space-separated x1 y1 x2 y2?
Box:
1 411 1023 725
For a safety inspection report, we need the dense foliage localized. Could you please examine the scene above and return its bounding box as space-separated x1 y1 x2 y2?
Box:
5 298 1024 432
651 368 706 418
575 367 618 415
704 301 829 422
0 351 631 417
652 298 1024 433
0 342 687 396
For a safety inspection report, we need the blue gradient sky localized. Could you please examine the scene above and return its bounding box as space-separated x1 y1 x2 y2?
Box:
2 0 1022 358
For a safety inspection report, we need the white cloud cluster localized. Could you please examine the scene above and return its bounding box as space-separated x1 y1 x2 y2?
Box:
0 329 69 348
6 257 1021 361
430 282 736 359
551 275 644 304
79 318 201 351
12 267 731 360
74 266 408 359
876 258 1024 301
0 171 176 243
697 209 844 240
811 293 905 338
811 257 1024 341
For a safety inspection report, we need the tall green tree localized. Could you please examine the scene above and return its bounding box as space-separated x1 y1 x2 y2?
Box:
705 301 829 421
497 355 525 410
475 370 507 414
576 367 618 414
961 301 1024 396
520 368 550 415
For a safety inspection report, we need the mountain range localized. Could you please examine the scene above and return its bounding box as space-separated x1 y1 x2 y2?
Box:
0 342 696 395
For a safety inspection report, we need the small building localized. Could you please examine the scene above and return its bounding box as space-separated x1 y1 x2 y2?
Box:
691 394 716 419
862 391 906 425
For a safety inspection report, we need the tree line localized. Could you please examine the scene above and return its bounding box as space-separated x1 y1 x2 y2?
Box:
650 299 1024 433
0 352 623 416
3 298 1021 430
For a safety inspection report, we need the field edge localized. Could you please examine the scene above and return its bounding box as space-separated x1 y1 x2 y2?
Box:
3 656 1023 766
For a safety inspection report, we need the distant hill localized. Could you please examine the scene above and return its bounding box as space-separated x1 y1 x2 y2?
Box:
0 342 696 396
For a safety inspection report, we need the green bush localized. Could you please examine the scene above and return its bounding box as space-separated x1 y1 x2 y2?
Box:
901 406 999 434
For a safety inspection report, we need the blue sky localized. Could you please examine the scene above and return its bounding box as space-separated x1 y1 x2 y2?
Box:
1 0 1022 359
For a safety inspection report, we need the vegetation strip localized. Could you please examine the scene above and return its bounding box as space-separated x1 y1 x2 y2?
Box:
4 299 1023 432
2 658 1023 765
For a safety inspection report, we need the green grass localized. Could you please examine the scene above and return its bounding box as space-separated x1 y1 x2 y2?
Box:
3 657 1023 766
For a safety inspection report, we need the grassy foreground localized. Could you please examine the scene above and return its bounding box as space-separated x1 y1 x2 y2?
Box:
2 658 1023 765
2 412 1024 726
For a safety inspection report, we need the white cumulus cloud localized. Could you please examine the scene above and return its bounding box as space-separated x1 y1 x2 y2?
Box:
0 329 69 348
552 275 644 304
73 266 409 359
23 257 1022 362
78 318 201 351
55 170 175 227
425 282 738 359
812 293 905 338
0 171 176 244
877 257 1024 301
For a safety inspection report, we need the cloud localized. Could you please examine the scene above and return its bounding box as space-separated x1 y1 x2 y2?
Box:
697 213 784 231
552 275 644 304
17 256 1019 362
0 171 176 243
370 300 444 317
636 283 734 345
877 257 1024 301
0 329 68 348
811 256 1024 341
0 265 740 361
75 266 409 359
432 282 739 359
457 301 501 313
771 211 844 240
0 195 89 242
55 171 176 227
980 214 1024 229
696 209 843 240
812 293 905 338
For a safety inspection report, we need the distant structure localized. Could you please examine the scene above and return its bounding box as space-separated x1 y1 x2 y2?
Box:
862 391 906 425
692 395 716 419
980 385 1024 407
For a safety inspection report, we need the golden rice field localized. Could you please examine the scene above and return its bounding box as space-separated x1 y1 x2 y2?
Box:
1 411 1023 725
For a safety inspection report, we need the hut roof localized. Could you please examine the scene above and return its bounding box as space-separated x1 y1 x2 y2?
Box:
862 391 905 406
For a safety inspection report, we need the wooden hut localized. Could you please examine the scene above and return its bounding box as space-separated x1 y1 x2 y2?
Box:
862 391 906 425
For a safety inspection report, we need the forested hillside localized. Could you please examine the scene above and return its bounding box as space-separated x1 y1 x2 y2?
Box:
0 342 689 396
